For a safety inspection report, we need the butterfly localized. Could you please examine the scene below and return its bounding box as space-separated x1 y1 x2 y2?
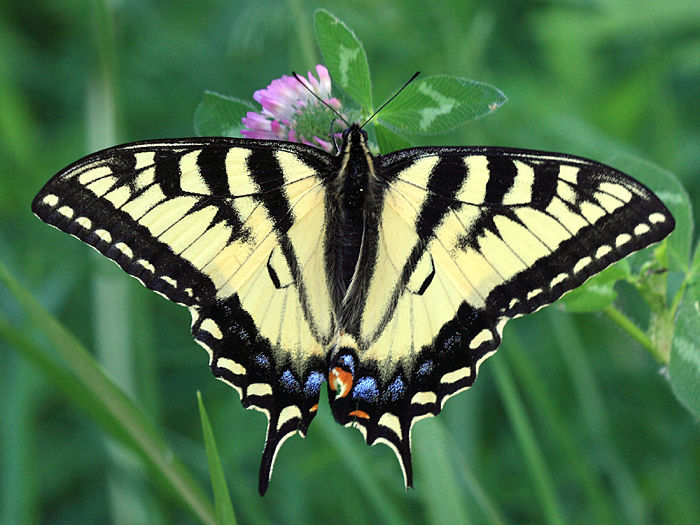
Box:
32 121 674 494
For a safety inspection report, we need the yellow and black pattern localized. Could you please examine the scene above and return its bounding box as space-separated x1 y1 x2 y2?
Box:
33 138 337 494
325 141 674 486
32 125 674 494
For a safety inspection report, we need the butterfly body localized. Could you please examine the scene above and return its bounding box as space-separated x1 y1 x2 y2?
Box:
325 126 377 318
32 124 674 494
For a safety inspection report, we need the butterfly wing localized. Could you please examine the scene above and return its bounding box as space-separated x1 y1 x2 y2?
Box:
329 146 674 486
32 138 337 494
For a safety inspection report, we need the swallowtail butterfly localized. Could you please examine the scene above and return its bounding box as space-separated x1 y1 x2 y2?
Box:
33 119 674 494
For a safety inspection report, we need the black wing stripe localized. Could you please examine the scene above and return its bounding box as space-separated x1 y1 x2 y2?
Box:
154 149 186 197
397 185 493 304
197 147 231 195
484 155 517 204
212 180 325 295
530 161 559 206
415 155 466 239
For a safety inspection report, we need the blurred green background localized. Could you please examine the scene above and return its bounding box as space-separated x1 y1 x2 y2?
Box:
1 1 698 524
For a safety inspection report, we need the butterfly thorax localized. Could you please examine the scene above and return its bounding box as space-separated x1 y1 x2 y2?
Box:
335 124 377 208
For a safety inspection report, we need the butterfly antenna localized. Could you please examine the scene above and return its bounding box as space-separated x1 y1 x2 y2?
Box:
361 71 420 129
292 71 350 127
328 119 340 153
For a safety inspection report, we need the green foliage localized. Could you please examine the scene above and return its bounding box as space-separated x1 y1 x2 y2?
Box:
413 421 480 525
194 92 255 137
1 2 698 524
561 262 631 312
374 123 412 153
491 356 566 525
314 9 373 111
0 260 218 525
669 244 700 419
378 75 507 135
315 10 508 140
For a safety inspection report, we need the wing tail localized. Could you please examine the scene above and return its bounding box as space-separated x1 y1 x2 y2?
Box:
258 406 303 495
192 297 326 495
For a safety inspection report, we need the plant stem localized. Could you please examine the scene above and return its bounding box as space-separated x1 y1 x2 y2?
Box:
602 306 662 362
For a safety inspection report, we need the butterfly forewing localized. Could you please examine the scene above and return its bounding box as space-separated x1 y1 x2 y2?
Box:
377 146 674 318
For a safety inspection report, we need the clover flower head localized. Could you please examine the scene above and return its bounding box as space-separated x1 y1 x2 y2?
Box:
241 65 344 152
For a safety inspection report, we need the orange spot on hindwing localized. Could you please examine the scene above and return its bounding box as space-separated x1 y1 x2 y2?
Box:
329 366 353 398
349 410 370 419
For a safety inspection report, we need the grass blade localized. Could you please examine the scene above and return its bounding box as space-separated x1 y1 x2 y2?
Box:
491 353 566 525
198 392 237 525
506 330 619 523
0 260 217 525
548 310 647 523
316 417 405 524
414 420 472 525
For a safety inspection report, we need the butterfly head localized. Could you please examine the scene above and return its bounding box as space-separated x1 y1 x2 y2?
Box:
339 123 372 156
340 123 368 144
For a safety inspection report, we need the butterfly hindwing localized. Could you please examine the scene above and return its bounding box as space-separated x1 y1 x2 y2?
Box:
32 138 338 493
326 144 674 487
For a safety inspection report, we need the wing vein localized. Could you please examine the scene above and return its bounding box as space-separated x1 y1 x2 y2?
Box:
214 180 324 295
388 184 488 306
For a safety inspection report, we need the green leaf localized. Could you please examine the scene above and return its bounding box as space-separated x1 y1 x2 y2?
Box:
605 155 693 273
314 9 372 110
562 261 631 312
194 91 255 137
0 260 218 525
374 123 411 154
669 245 700 419
197 392 237 525
379 75 507 135
691 235 700 280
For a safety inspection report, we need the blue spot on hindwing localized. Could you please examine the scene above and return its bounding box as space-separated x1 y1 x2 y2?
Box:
304 371 325 396
253 353 270 370
417 360 434 376
339 354 355 373
280 370 300 393
353 376 379 402
385 375 406 401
